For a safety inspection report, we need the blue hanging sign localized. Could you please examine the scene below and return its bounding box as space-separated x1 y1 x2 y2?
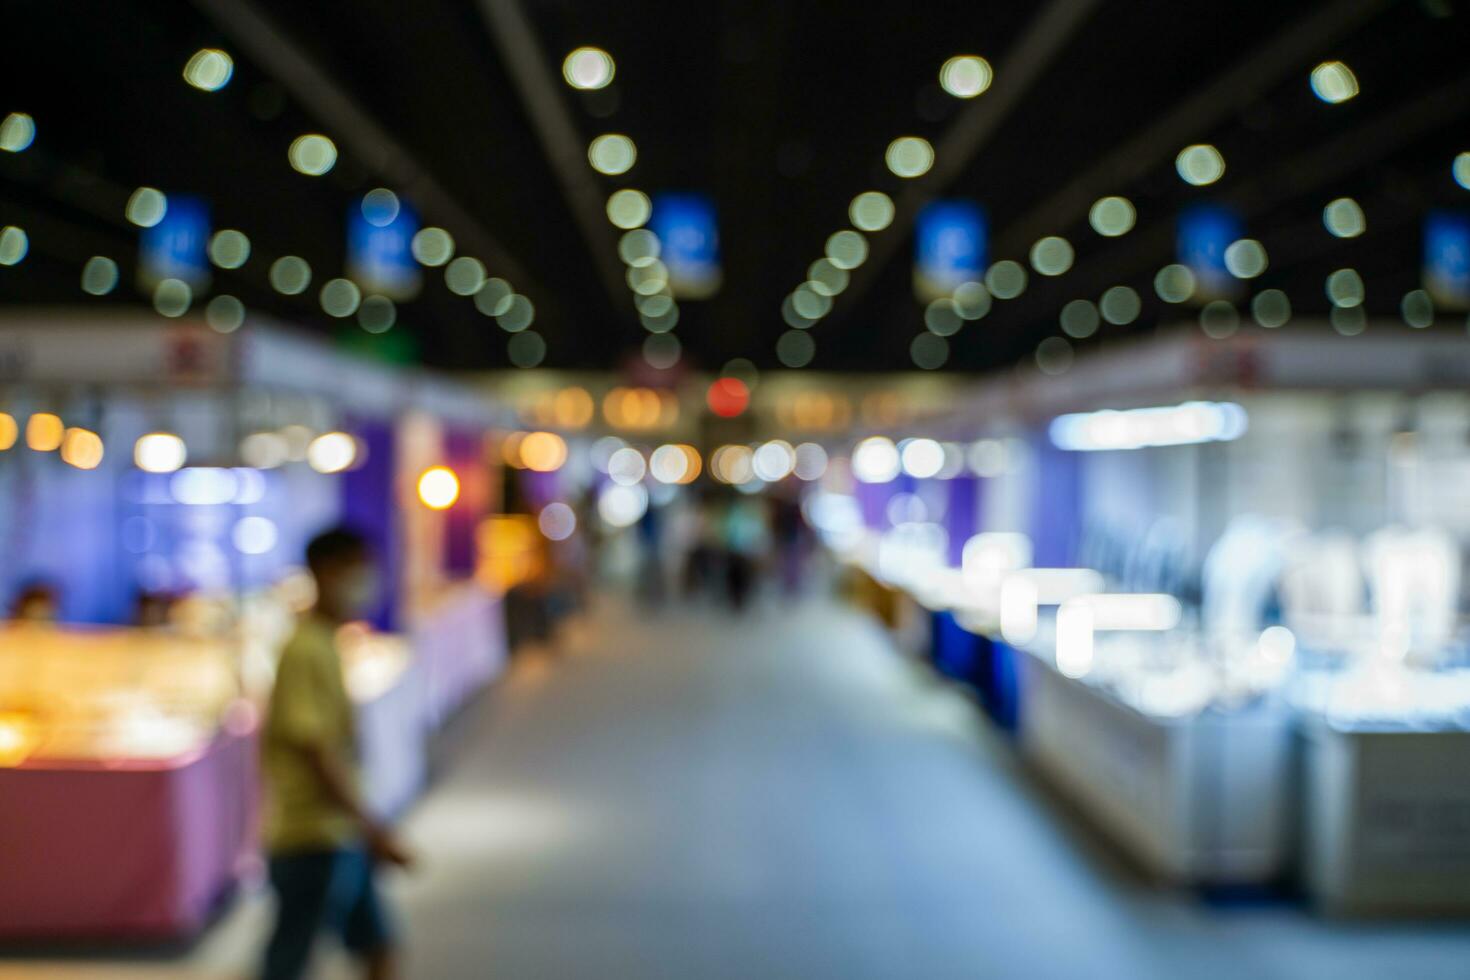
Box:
1424 211 1470 309
347 195 421 299
649 193 721 299
139 195 211 289
914 200 987 302
1177 204 1242 300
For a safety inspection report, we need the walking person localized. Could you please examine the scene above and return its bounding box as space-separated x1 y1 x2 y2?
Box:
259 528 413 980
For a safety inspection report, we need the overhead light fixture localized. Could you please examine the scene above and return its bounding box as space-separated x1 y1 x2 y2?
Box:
1050 401 1247 452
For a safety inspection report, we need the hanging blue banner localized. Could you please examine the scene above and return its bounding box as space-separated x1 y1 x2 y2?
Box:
914 200 987 302
649 193 721 299
347 195 421 300
139 195 210 289
1424 211 1470 309
1177 204 1242 300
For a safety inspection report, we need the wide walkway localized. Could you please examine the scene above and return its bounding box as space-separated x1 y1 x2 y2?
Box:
7 598 1470 978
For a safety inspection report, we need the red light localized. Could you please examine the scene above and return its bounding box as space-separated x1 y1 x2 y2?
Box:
707 378 749 418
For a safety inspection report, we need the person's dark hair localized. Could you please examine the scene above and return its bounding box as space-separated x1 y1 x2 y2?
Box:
305 527 370 575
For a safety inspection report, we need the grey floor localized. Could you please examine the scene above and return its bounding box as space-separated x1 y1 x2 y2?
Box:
6 597 1470 979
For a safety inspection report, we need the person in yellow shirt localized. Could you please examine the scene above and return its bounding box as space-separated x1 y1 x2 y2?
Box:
260 528 413 980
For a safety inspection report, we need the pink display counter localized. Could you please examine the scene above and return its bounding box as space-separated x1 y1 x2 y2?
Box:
0 724 258 942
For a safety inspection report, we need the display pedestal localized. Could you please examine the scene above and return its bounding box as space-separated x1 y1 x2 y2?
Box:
1016 651 1292 884
1301 720 1470 915
0 725 257 941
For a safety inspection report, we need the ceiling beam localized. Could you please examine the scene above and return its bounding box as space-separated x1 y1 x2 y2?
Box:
473 0 630 316
188 0 541 297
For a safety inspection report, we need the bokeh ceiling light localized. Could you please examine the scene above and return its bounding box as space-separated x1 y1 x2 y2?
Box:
307 432 358 474
508 330 546 368
1154 263 1196 302
152 278 192 317
985 260 1027 299
269 256 312 294
445 256 487 295
1088 196 1135 237
606 189 651 229
358 295 396 333
411 227 456 266
1029 236 1074 276
1323 198 1366 238
777 329 816 368
910 332 948 370
417 466 460 510
361 188 400 227
475 278 514 317
125 187 168 227
588 133 637 175
0 226 28 266
849 191 895 231
885 136 935 178
939 55 993 98
1326 268 1364 307
209 229 251 268
563 47 615 90
319 278 362 317
643 332 681 369
1099 285 1141 325
1455 152 1470 191
1223 239 1268 279
81 256 118 295
1175 144 1225 186
825 230 868 270
183 48 233 91
1059 299 1099 338
60 428 103 470
1310 61 1359 104
135 432 187 473
288 134 337 176
1252 289 1291 328
25 413 64 452
0 112 36 153
1035 337 1073 375
205 294 246 333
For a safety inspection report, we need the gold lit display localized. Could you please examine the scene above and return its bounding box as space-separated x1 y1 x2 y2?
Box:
25 413 64 452
417 466 461 510
518 431 568 473
60 428 104 470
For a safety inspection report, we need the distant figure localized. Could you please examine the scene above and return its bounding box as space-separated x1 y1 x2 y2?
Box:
134 591 174 628
723 497 770 611
259 528 412 980
8 581 58 623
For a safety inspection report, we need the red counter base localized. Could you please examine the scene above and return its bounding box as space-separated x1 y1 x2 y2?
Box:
0 726 258 942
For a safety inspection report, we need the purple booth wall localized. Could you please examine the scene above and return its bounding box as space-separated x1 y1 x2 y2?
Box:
341 420 401 632
1028 437 1082 568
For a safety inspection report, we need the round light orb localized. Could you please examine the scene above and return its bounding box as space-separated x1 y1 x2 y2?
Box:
953 281 991 320
637 292 674 317
643 332 681 369
563 47 615 90
507 330 546 368
1088 196 1136 237
209 229 251 268
1455 152 1470 191
1099 285 1141 325
1224 238 1268 279
1029 235 1074 276
497 294 536 332
1323 198 1365 238
205 294 246 333
183 48 233 91
791 283 832 320
794 442 828 481
444 256 486 295
361 188 400 227
597 483 648 528
826 229 869 270
308 432 358 474
1310 61 1359 104
520 432 568 473
910 332 948 370
985 260 1027 299
852 437 901 483
0 226 27 266
886 136 935 178
901 438 945 478
135 433 187 473
1035 336 1073 375
233 516 278 555
269 256 312 295
81 256 118 295
1251 289 1291 328
753 440 797 482
588 133 636 175
357 295 397 333
1199 300 1240 339
1176 144 1225 186
606 189 651 228
1326 268 1364 307
288 134 337 176
319 278 361 317
618 229 661 267
474 277 514 316
411 227 456 266
538 502 578 541
808 258 849 296
939 55 993 98
776 329 816 368
641 305 679 333
0 112 36 153
626 260 669 296
924 298 963 336
126 187 168 227
60 428 103 470
850 191 895 232
152 278 192 317
1154 263 1196 303
1401 289 1434 329
608 447 647 486
1060 299 1100 338
1331 305 1366 336
417 466 460 510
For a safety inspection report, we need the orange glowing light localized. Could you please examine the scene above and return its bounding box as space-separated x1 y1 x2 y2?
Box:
60 427 104 470
25 413 64 452
707 378 749 418
0 712 40 767
417 466 460 510
519 431 568 472
0 413 17 451
554 387 595 429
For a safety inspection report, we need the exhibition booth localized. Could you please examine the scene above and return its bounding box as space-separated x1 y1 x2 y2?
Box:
825 326 1470 914
0 311 511 939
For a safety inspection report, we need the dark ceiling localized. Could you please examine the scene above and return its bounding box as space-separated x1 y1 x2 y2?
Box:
1 0 1467 374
